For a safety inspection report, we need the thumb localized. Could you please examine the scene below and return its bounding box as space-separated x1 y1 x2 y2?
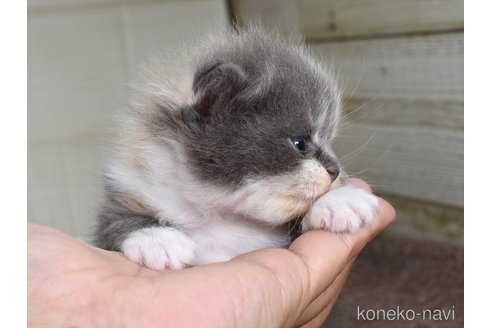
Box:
288 194 395 305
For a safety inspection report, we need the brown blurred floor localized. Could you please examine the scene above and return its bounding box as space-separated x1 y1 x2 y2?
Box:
323 233 463 327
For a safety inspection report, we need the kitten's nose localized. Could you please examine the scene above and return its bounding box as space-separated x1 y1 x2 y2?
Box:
327 166 340 181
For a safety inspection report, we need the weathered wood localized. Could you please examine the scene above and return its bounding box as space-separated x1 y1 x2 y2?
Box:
310 33 463 206
311 33 464 102
28 0 229 237
380 193 463 245
230 0 463 40
28 0 205 9
28 137 107 235
229 0 302 37
299 0 463 40
334 113 463 206
340 98 463 131
227 2 464 208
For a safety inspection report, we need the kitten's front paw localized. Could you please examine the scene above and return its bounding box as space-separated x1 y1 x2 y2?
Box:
302 185 378 233
121 227 196 271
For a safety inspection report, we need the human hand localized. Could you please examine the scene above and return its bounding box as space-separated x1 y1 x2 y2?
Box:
28 179 395 327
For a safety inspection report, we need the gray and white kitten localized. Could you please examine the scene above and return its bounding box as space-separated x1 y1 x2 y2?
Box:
94 29 378 271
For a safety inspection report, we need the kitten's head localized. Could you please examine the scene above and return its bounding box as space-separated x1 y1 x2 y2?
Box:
133 29 343 225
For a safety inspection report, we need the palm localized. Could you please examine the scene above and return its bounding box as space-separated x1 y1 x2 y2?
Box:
28 225 131 323
28 179 395 327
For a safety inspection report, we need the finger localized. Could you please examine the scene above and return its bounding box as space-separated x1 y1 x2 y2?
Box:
300 304 332 328
345 177 372 192
295 260 354 326
301 261 358 328
136 192 394 327
288 196 395 306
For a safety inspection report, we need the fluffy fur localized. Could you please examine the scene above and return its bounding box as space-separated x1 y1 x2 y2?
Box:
94 28 378 270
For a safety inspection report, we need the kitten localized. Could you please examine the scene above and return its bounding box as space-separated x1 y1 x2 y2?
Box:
94 28 378 271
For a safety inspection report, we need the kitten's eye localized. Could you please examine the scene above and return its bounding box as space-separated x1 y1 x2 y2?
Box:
291 136 310 153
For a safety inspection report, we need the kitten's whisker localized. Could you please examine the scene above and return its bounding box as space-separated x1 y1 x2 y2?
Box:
341 57 366 109
338 132 376 163
340 86 389 124
337 99 388 132
345 141 394 177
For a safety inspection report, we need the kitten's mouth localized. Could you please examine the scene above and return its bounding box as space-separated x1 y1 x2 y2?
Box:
281 177 342 217
281 189 330 218
302 181 333 201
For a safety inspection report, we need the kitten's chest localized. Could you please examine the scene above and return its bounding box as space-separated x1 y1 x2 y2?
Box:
185 219 290 265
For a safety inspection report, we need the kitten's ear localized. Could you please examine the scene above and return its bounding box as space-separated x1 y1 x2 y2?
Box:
192 62 248 121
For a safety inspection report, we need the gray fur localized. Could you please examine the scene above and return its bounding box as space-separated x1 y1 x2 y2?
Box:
94 181 162 250
152 30 340 185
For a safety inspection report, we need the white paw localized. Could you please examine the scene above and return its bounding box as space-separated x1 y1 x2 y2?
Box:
302 185 378 233
121 227 196 271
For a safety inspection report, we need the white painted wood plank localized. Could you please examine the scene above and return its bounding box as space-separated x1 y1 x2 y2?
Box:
311 34 464 206
340 98 463 131
28 138 107 236
121 0 228 80
220 1 464 207
28 0 211 10
229 0 301 37
299 0 463 40
28 0 228 237
334 115 463 206
28 6 127 142
28 5 127 236
311 33 463 102
382 194 463 245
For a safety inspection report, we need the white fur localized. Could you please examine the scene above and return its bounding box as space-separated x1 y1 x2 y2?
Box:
121 227 197 271
107 141 204 229
302 184 379 233
108 141 332 229
183 159 331 226
107 142 332 268
189 220 290 265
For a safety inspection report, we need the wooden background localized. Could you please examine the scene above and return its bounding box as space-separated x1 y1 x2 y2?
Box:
28 0 229 238
230 0 464 244
28 0 463 244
